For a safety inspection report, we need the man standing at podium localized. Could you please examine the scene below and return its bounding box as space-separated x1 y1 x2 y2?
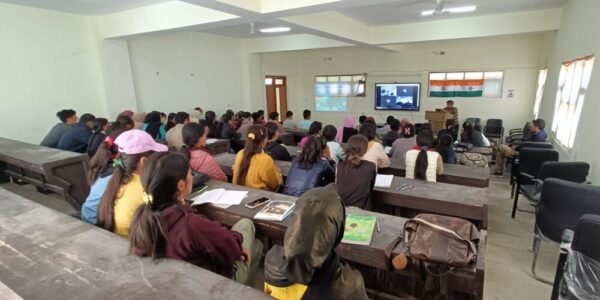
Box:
441 100 459 126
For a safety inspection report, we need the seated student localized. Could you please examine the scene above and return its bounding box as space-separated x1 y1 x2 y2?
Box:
143 111 167 141
360 123 390 169
165 112 176 132
57 113 95 153
264 185 368 300
179 123 227 182
438 119 457 143
81 129 128 225
264 122 292 162
323 125 344 163
390 124 417 163
335 135 377 210
97 129 168 238
111 115 135 132
257 110 266 125
267 112 285 133
166 112 190 150
460 121 485 147
382 118 401 147
251 112 262 125
233 125 283 192
237 112 253 137
220 113 243 152
282 110 297 130
377 115 395 135
356 115 367 131
494 118 548 175
87 118 109 157
299 121 323 148
335 115 358 143
436 134 458 164
203 110 218 138
41 109 78 148
132 112 147 130
130 152 262 283
283 135 335 197
474 124 491 147
405 131 444 182
297 109 313 130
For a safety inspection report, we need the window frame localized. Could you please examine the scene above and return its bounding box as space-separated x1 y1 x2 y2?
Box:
314 73 367 97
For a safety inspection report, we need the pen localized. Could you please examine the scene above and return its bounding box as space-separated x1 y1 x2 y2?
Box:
395 183 408 191
399 185 413 191
376 218 381 233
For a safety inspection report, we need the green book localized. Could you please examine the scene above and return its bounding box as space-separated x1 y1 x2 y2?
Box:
341 214 377 246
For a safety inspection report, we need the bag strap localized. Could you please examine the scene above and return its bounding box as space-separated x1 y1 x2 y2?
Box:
410 218 478 255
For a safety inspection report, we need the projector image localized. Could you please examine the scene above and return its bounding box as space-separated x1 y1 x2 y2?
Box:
396 96 414 104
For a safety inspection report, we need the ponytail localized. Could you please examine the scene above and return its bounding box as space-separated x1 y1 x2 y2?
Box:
343 134 368 168
236 125 267 185
87 129 126 185
180 123 206 160
414 131 434 181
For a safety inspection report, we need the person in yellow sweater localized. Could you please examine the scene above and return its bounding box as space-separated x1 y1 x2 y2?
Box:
233 125 283 192
96 129 167 237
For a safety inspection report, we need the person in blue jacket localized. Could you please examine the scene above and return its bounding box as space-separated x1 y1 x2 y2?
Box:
57 113 95 153
283 134 335 197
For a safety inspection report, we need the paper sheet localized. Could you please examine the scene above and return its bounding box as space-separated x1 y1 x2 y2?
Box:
374 174 394 188
192 188 248 206
206 139 219 145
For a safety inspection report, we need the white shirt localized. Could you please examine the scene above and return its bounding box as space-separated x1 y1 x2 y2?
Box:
327 141 344 164
405 150 440 182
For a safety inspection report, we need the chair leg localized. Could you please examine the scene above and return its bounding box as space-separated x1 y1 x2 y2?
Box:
531 234 553 285
550 249 568 300
511 182 520 218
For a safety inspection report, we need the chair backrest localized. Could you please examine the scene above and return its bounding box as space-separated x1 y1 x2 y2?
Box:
465 118 481 127
537 179 600 243
486 119 502 128
519 148 559 177
517 141 553 150
572 214 600 262
539 161 590 183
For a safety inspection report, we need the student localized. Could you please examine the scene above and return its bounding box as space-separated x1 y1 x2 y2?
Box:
118 110 134 119
377 115 395 135
356 115 367 131
267 111 285 133
494 119 547 175
81 129 127 225
159 112 167 125
220 114 242 152
57 113 95 153
264 185 368 300
360 123 390 169
189 109 203 123
129 152 262 283
405 131 443 182
335 135 376 210
282 110 297 129
335 115 358 143
436 134 458 164
87 118 109 157
283 135 335 197
180 123 227 182
41 109 78 148
474 124 491 147
165 112 176 132
298 109 313 130
233 125 283 192
166 112 190 150
111 115 135 132
132 112 147 130
390 124 417 163
204 110 218 138
257 109 266 125
96 129 168 238
264 122 292 162
438 119 457 143
323 125 344 163
382 118 401 147
460 121 485 147
237 112 253 137
299 121 323 148
143 111 166 141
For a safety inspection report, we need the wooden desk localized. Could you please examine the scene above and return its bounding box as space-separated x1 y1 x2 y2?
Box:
187 180 486 299
284 129 308 144
0 188 269 300
380 157 490 188
373 176 488 229
205 139 230 155
0 137 90 210
278 132 295 146
469 147 493 155
214 153 292 178
284 145 300 158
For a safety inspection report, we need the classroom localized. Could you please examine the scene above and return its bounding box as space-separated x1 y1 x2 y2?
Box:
1 0 599 299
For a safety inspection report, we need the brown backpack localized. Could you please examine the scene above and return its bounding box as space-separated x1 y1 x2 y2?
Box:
459 153 488 168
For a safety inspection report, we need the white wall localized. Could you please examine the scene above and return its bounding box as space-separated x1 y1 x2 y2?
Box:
0 3 108 144
254 34 544 132
539 0 600 183
127 31 250 115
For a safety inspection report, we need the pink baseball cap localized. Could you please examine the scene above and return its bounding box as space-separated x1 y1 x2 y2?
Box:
114 129 168 154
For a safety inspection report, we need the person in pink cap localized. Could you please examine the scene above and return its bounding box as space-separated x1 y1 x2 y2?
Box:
97 129 168 238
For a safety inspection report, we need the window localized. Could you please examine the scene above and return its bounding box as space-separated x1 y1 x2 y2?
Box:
428 71 503 98
552 55 594 148
532 69 548 119
315 73 366 97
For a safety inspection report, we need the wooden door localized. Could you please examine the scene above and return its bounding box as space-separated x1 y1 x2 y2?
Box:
265 76 287 122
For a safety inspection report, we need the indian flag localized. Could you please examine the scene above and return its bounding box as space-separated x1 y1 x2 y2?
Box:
429 79 483 97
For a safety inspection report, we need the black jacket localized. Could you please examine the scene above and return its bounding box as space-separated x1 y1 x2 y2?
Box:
87 132 106 157
264 142 292 161
57 123 92 153
283 158 335 197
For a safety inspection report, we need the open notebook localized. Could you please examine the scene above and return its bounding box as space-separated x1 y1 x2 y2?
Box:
374 174 393 188
192 188 248 209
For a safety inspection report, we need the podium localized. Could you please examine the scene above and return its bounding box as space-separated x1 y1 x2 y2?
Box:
425 111 453 133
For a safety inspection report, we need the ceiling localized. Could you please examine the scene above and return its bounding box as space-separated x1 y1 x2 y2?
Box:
202 22 294 39
0 0 170 15
341 0 568 26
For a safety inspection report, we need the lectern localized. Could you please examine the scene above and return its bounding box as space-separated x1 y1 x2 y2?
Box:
425 111 453 133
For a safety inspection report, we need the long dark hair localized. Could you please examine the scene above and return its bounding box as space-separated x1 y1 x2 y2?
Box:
92 118 108 132
144 111 162 139
87 129 126 185
179 123 206 160
113 115 134 131
463 122 474 140
308 121 323 135
97 151 153 232
129 152 190 259
359 123 377 141
414 131 434 181
436 134 454 163
235 125 267 185
298 135 326 169
343 135 368 168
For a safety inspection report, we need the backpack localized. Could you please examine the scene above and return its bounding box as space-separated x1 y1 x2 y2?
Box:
459 153 488 167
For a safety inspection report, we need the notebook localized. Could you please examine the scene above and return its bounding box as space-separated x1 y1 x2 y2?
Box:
254 200 295 222
374 174 394 188
341 214 377 246
205 139 219 145
192 188 248 206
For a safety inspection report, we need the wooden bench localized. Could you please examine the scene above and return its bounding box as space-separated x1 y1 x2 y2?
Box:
0 188 269 300
0 137 90 210
187 180 486 299
284 129 308 144
278 132 295 146
205 139 230 155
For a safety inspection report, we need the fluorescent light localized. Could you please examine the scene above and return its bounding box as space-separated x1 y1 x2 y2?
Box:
259 27 291 33
421 5 477 16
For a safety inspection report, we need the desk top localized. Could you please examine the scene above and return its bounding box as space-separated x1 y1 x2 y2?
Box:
0 137 87 167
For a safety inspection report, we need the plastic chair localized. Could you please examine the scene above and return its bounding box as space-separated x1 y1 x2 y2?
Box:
511 148 558 218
